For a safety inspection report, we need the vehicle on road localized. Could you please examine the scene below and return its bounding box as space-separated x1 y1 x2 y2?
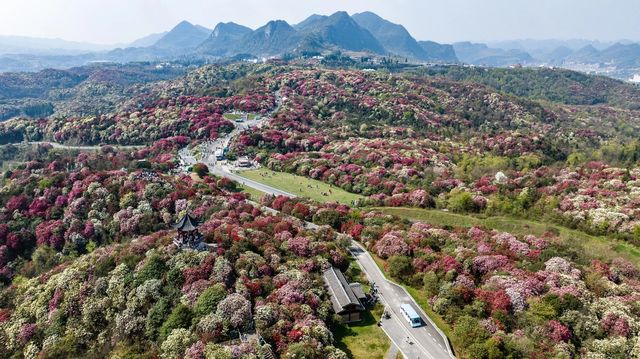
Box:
215 148 224 160
400 303 422 328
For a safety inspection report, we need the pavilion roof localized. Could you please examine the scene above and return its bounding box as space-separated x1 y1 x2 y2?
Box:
173 213 199 232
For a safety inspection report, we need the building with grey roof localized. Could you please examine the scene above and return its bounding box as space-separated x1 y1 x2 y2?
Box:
323 266 365 323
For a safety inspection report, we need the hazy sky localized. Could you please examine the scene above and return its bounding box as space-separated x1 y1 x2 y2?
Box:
1 0 639 44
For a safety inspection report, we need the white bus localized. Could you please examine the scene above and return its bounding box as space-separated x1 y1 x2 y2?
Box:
400 303 422 328
215 149 224 160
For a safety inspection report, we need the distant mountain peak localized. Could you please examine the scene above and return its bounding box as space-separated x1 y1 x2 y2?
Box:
294 14 327 31
198 22 252 55
329 11 350 19
352 11 383 19
296 12 385 54
210 22 251 39
153 20 212 50
352 11 426 59
175 20 193 27
260 20 294 38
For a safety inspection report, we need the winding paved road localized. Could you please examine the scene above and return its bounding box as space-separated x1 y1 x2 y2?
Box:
349 242 453 359
177 95 455 359
210 166 297 198
25 141 146 151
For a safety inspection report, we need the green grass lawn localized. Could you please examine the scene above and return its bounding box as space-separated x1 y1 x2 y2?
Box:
236 183 267 201
332 304 390 359
223 113 257 120
372 207 640 265
223 113 243 120
238 168 365 205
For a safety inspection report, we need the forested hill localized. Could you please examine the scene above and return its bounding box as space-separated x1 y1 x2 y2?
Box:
2 62 640 358
413 65 640 109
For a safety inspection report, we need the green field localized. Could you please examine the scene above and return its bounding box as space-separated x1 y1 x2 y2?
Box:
333 304 390 359
223 113 258 120
223 113 243 120
236 183 267 201
238 168 365 205
372 207 640 265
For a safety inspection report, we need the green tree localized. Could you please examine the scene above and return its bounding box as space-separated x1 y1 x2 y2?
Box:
146 298 171 340
192 163 209 177
31 245 60 276
448 190 475 213
195 283 227 318
388 255 413 281
526 297 556 324
452 315 490 350
423 271 440 297
159 304 193 341
119 192 137 209
136 254 167 285
312 209 343 229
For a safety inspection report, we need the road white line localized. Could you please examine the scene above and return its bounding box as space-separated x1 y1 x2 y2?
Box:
351 241 455 358
348 247 436 359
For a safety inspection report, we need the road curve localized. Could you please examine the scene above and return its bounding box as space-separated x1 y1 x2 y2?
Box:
214 163 455 358
175 97 456 358
27 141 145 150
209 166 297 198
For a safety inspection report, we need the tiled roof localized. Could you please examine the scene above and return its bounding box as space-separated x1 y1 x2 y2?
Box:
173 213 199 232
349 282 367 301
323 267 364 314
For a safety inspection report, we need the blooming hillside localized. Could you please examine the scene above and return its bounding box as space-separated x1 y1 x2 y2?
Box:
2 62 640 358
0 146 351 358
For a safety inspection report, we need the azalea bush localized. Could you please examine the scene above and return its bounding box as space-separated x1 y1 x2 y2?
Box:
0 148 352 358
348 211 640 358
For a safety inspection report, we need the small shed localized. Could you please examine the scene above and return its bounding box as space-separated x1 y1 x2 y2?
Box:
323 267 365 323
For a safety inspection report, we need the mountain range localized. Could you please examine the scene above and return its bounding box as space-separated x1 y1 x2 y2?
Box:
0 11 638 81
149 12 443 59
0 11 459 70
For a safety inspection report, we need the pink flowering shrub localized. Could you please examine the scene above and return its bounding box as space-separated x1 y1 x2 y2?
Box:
374 231 411 259
547 320 572 343
472 255 510 274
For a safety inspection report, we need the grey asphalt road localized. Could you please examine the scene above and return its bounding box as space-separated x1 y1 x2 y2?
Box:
218 164 455 358
27 141 145 150
176 98 455 359
349 242 454 359
209 166 297 198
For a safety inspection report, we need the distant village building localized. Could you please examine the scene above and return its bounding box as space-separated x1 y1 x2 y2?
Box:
172 213 206 251
323 267 365 323
237 156 251 168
